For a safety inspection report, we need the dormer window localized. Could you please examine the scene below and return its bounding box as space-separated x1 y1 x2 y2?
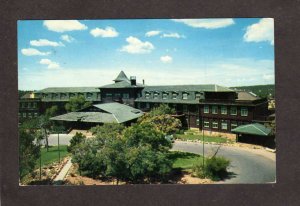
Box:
182 92 189 100
61 93 67 99
86 93 93 99
145 92 150 99
162 92 168 99
70 93 75 98
195 92 202 100
154 92 159 99
172 92 178 99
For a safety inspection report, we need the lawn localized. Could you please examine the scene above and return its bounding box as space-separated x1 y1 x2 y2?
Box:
36 145 70 168
169 151 203 170
174 134 230 143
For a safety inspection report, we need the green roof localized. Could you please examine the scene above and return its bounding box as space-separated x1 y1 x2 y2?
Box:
100 80 144 89
50 102 143 123
142 84 232 92
231 123 272 136
35 87 100 93
113 71 129 82
135 98 199 104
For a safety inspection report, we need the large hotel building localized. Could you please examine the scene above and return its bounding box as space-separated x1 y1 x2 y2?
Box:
19 71 272 135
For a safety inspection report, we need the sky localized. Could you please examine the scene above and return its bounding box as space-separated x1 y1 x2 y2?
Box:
18 18 274 90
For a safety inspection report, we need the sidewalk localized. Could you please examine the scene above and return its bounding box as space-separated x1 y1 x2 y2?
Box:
53 158 72 185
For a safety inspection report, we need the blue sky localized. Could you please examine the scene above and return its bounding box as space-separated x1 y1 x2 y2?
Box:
18 18 274 90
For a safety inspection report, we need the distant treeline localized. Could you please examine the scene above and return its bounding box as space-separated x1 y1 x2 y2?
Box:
230 84 275 99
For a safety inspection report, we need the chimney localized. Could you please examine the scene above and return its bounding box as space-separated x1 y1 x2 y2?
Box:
130 76 136 86
143 79 145 85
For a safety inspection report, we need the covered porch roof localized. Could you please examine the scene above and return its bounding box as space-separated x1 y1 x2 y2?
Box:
231 123 272 136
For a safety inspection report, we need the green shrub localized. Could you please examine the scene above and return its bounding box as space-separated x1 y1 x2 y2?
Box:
67 132 86 153
192 156 230 181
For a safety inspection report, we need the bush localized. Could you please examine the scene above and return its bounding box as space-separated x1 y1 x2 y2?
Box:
67 132 86 153
192 156 230 181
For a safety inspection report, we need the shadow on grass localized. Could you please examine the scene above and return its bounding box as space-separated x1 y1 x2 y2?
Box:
168 151 200 161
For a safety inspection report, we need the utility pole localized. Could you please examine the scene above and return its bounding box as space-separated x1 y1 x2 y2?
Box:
202 117 205 167
58 131 60 163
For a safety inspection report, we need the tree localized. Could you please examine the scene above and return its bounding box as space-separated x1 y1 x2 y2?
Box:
19 127 41 181
72 123 173 183
138 104 176 122
68 132 86 153
45 105 58 117
65 95 92 112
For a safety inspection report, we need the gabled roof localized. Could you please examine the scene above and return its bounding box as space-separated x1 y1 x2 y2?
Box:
113 71 129 82
141 84 232 92
237 91 259 101
92 103 143 123
231 123 272 136
35 87 100 93
50 102 143 123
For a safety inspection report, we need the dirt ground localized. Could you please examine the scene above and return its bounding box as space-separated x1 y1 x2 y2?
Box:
65 164 213 185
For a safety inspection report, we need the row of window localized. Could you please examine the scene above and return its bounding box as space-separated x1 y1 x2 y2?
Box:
145 91 203 100
204 105 248 116
105 93 130 99
203 120 238 131
20 102 37 109
41 93 97 99
19 112 38 118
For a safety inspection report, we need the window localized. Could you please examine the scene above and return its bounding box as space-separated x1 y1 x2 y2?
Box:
183 105 188 112
204 105 209 113
230 106 237 115
231 122 238 130
61 93 67 99
204 121 210 128
28 113 32 118
221 120 228 130
212 121 219 129
106 93 112 98
34 113 38 118
221 106 227 115
241 107 248 116
33 102 37 108
136 102 141 109
86 93 93 99
196 118 200 126
154 92 159 99
22 113 26 118
70 93 75 98
114 93 121 98
195 92 202 100
18 113 21 118
27 102 31 108
172 93 177 99
145 92 150 99
146 103 150 109
21 103 25 108
162 92 168 99
212 106 218 114
123 93 129 99
182 93 188 100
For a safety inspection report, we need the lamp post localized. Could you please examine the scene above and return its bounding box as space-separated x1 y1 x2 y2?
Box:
202 117 205 167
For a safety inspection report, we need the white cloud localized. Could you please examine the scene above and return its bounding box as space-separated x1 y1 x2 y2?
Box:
145 30 161 37
160 55 173 63
90 27 119 38
18 58 274 90
120 36 154 54
161 32 185 38
172 19 235 29
39 58 60 69
263 74 274 81
21 48 51 56
30 39 64 47
43 20 87 32
60 34 75 43
243 18 274 45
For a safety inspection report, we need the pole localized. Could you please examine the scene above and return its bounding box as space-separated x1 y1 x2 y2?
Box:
202 117 205 167
39 150 42 180
58 132 60 163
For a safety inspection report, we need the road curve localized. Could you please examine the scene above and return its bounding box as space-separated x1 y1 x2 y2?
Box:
172 141 276 184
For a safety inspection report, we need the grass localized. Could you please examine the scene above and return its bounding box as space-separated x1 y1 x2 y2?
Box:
169 151 203 170
174 134 230 143
36 145 70 168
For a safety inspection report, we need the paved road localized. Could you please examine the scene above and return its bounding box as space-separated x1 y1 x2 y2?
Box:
43 134 73 146
172 141 276 184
